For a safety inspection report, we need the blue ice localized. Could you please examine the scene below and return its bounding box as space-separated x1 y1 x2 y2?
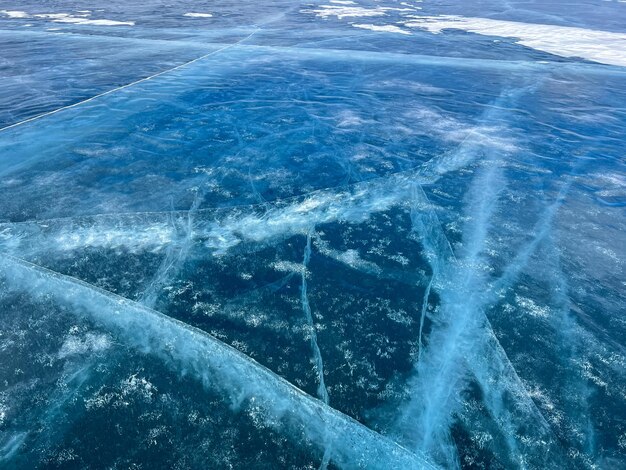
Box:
1 0 625 468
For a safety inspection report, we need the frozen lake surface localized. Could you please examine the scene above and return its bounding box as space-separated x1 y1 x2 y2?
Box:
0 1 625 468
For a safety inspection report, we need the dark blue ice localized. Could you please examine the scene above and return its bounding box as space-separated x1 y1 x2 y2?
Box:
0 1 625 468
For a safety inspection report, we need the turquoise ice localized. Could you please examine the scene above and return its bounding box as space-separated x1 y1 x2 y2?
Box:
0 1 625 468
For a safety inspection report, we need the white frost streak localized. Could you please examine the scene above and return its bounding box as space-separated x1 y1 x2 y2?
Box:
0 134 504 258
404 178 564 468
405 16 626 67
395 86 562 467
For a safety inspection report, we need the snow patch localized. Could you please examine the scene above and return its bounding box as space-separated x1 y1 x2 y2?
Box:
33 12 134 26
0 10 29 18
184 12 213 18
303 5 387 20
53 17 135 26
352 23 411 35
404 15 626 67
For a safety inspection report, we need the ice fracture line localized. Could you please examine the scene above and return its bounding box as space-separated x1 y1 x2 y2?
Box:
0 30 260 133
0 255 439 470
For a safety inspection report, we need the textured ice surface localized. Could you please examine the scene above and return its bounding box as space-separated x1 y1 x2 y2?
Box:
1 0 625 469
